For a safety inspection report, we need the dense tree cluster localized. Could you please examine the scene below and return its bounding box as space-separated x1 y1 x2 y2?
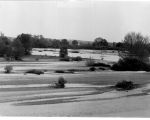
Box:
0 32 126 60
0 33 32 60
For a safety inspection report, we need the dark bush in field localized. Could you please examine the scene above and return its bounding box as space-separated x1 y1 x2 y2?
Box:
89 67 96 71
55 69 75 74
111 57 150 71
54 76 67 88
71 51 79 53
59 57 70 61
55 70 65 73
4 65 13 73
92 62 111 67
115 80 135 90
71 56 82 61
25 69 44 75
86 58 111 68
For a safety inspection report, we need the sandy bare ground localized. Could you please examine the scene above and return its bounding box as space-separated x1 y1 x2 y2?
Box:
0 84 150 117
0 60 150 116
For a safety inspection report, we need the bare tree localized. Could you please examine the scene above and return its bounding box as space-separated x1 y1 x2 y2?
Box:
121 32 150 62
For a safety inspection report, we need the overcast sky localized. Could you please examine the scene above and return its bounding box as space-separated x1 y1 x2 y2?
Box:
0 0 150 42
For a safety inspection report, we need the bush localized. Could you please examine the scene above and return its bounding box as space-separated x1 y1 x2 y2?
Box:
55 70 65 73
4 65 13 73
115 80 135 90
111 57 150 71
55 69 75 74
85 58 110 68
86 57 95 66
72 56 82 61
71 51 79 53
89 67 96 71
92 62 111 67
59 56 70 61
55 76 67 88
25 69 44 75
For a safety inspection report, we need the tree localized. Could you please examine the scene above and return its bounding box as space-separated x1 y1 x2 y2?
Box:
72 40 78 49
60 39 69 48
32 35 49 48
12 38 25 60
0 35 11 57
93 37 108 49
59 39 69 58
121 32 150 62
16 33 32 55
51 39 60 48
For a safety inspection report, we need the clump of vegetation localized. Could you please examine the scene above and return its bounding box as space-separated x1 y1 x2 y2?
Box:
4 65 13 73
72 56 82 61
115 80 135 90
59 56 70 61
55 69 75 74
54 76 67 88
85 57 111 70
55 70 65 73
89 67 96 71
59 39 69 58
25 69 44 75
71 51 79 53
111 57 150 71
92 62 111 67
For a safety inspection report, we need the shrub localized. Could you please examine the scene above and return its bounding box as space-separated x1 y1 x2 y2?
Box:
59 56 70 61
4 65 13 73
86 57 95 66
72 56 82 61
92 62 111 67
115 80 135 90
111 57 150 71
55 70 65 73
71 51 79 53
25 69 44 75
55 76 67 88
89 67 96 71
55 69 75 74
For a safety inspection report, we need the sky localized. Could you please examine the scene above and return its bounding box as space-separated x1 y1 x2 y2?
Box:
0 0 150 42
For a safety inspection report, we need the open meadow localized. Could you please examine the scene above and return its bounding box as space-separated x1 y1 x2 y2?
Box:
0 53 150 117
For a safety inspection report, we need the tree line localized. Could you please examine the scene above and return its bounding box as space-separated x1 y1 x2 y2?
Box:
1 32 150 61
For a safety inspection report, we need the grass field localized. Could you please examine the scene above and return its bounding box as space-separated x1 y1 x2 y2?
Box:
0 56 150 116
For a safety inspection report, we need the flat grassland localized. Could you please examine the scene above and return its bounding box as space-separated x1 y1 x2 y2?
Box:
0 56 150 117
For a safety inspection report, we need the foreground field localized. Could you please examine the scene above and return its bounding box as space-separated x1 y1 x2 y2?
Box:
0 58 150 117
